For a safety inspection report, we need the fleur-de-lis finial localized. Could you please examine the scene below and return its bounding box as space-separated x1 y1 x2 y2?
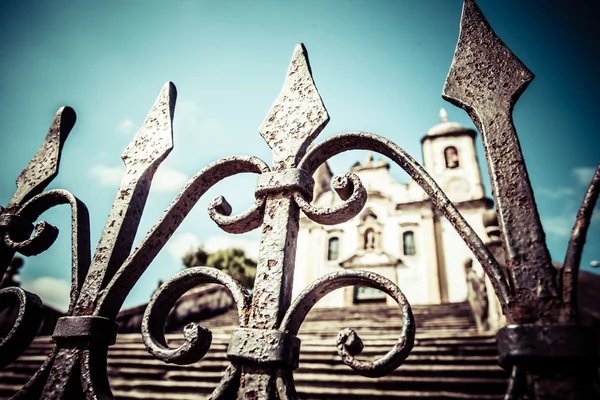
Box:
260 44 329 171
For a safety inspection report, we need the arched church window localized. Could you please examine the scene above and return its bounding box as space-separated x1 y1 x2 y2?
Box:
403 231 416 256
444 146 459 169
365 229 375 250
327 237 339 261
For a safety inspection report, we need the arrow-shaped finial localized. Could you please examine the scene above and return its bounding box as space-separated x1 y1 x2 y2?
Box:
442 0 534 115
260 44 329 171
9 107 76 208
442 0 556 317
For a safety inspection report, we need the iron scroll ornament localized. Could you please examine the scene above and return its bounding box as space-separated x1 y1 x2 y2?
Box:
0 1 598 399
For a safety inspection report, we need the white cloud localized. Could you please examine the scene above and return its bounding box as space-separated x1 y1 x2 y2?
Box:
572 167 596 186
89 164 187 193
204 236 260 260
151 165 188 193
21 276 71 312
90 164 124 185
168 232 200 261
536 187 576 199
118 119 135 135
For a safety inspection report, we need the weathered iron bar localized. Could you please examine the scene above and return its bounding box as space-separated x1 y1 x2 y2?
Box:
443 1 598 398
562 162 600 321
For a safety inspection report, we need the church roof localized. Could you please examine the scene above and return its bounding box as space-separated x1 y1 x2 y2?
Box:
424 108 472 137
339 249 402 269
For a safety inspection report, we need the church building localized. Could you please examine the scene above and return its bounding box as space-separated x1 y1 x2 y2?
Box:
293 110 494 307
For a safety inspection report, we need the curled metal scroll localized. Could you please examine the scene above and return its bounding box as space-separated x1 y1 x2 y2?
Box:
2 219 57 257
293 172 367 225
297 131 512 307
9 189 91 307
142 267 250 400
276 270 415 399
96 155 269 319
0 189 91 374
142 266 251 365
0 286 44 369
208 195 266 234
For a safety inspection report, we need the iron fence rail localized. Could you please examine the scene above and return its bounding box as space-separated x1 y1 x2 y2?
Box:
0 1 598 399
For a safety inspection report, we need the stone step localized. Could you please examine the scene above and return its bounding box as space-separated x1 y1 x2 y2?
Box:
19 332 498 351
0 302 504 399
107 387 502 400
4 357 505 381
105 373 506 394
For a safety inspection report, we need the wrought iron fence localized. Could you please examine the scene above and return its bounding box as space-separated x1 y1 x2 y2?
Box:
0 0 598 399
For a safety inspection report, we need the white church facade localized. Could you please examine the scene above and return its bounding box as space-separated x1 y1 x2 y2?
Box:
293 110 494 307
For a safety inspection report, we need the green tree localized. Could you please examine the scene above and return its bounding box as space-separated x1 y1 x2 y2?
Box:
182 246 209 269
182 247 256 290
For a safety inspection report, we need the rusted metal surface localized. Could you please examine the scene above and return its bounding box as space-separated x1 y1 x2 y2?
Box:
497 324 597 374
0 287 43 368
562 162 600 321
52 316 119 345
0 1 598 398
227 328 301 370
443 0 557 324
8 107 76 209
142 267 250 368
442 1 599 398
237 44 328 400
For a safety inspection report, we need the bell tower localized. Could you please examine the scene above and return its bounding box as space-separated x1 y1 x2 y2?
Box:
421 109 485 202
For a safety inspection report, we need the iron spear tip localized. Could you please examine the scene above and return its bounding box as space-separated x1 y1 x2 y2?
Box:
161 81 178 115
56 106 77 130
292 43 313 76
8 105 77 207
259 42 329 170
121 83 176 169
442 0 534 112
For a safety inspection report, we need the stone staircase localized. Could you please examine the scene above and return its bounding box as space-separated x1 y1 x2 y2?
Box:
0 301 508 399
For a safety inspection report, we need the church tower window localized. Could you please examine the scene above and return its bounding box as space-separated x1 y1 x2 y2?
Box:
403 231 416 256
364 228 375 250
444 146 459 169
327 237 339 261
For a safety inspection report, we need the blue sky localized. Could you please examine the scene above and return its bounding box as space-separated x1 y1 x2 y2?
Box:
0 0 598 311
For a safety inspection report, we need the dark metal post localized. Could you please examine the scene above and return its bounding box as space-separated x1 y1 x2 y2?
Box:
237 44 328 399
443 1 599 398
